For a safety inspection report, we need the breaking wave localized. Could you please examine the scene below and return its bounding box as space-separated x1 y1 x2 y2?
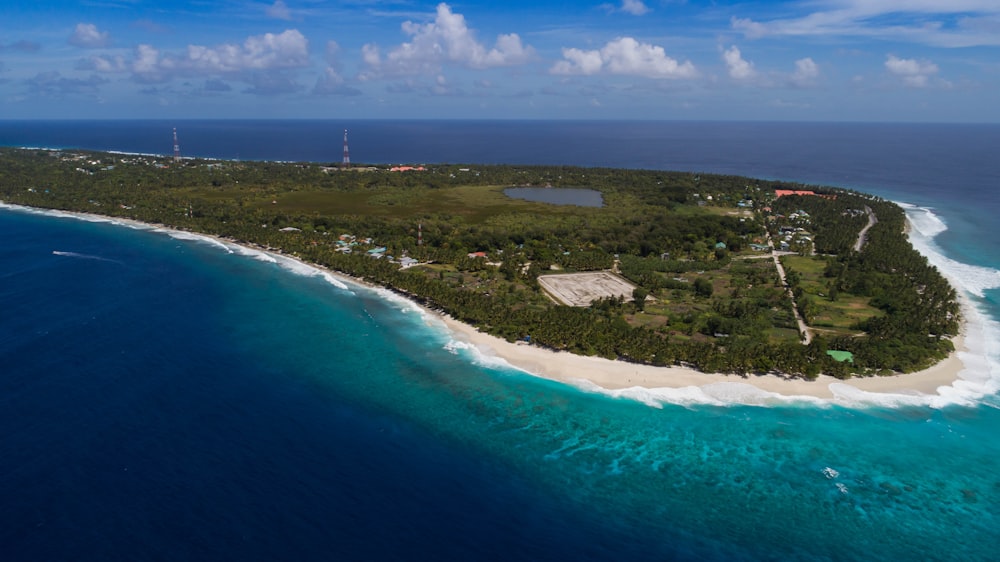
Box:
902 203 1000 298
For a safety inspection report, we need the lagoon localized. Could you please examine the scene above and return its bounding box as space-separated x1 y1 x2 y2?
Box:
504 187 604 207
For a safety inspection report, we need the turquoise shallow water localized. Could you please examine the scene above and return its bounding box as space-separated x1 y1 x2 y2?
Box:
3 121 1000 560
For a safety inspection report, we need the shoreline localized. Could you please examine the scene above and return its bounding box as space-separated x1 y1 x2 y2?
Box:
438 312 970 403
2 201 977 404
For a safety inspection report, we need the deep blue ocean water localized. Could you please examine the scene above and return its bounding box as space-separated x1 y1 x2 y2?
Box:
2 121 1000 561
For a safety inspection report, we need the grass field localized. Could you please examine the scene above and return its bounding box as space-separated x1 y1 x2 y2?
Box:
781 254 881 336
250 185 605 224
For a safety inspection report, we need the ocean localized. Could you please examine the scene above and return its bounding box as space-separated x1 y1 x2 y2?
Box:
1 120 999 560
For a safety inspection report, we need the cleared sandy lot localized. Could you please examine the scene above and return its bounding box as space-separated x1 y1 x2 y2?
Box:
537 271 638 307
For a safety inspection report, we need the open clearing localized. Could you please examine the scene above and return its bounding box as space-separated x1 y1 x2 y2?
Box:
538 271 638 307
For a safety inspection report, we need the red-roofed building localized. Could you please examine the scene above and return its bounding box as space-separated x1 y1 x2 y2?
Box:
774 190 837 200
775 189 816 198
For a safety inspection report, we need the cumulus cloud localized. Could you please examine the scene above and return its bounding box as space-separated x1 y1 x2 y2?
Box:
550 37 696 79
361 3 534 78
314 40 362 96
88 29 309 84
885 54 938 87
69 23 110 48
602 0 650 15
722 45 755 80
183 30 309 72
79 54 128 73
621 0 651 16
266 0 292 21
791 57 819 86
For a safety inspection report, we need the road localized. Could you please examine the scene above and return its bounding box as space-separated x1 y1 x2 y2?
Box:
766 232 812 344
853 206 877 252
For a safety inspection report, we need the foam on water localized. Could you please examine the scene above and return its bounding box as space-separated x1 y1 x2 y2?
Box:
900 203 1000 400
1 202 116 225
368 286 431 317
443 339 525 373
160 229 234 254
230 245 278 264
268 254 351 291
568 379 833 408
902 203 1000 298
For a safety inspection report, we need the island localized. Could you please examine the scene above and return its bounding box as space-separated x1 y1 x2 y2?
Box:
0 147 960 383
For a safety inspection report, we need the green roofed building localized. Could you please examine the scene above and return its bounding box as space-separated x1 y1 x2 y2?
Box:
826 350 854 363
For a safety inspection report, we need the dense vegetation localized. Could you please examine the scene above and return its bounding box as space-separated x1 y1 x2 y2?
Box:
0 147 959 379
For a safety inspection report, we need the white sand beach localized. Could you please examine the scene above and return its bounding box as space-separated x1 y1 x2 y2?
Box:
5 202 973 403
438 314 968 401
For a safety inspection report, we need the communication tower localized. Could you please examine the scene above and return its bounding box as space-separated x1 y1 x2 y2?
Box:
342 129 350 168
172 128 181 162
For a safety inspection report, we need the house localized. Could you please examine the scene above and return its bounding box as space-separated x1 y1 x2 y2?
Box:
467 251 488 259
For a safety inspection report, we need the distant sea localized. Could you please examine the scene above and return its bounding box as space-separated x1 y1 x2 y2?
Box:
2 120 999 561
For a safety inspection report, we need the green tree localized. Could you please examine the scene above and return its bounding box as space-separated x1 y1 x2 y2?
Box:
693 277 714 298
632 287 648 311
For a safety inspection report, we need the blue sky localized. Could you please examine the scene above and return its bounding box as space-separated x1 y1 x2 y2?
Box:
2 0 998 121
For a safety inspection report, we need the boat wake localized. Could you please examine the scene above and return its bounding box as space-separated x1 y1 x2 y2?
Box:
52 250 123 265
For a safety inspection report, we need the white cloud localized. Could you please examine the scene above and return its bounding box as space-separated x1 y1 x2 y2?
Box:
621 0 651 16
361 3 534 77
885 54 938 87
791 57 819 86
602 0 651 16
87 29 309 89
314 40 361 96
552 48 604 76
551 37 696 79
324 40 342 67
731 1 1000 47
133 44 161 77
69 23 110 49
84 54 128 73
722 45 755 80
266 0 292 21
